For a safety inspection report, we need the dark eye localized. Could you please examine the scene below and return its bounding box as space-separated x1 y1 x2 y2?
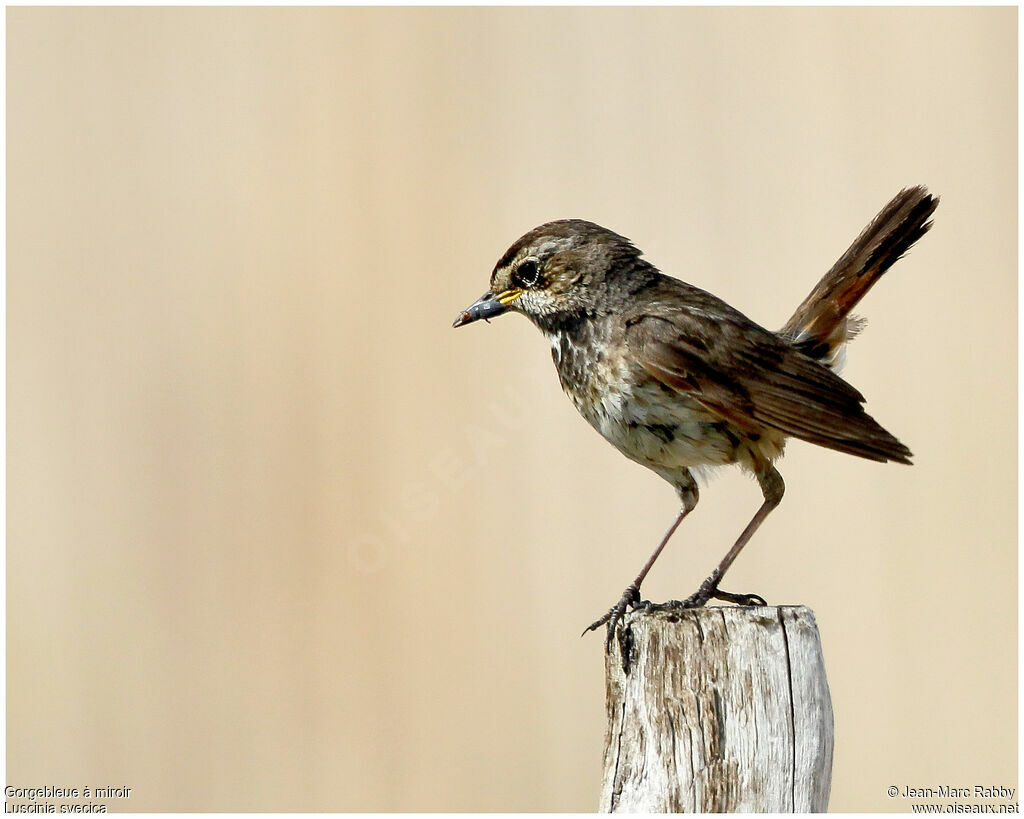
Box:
513 259 541 288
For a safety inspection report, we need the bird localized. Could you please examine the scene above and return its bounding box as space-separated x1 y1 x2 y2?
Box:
453 187 937 649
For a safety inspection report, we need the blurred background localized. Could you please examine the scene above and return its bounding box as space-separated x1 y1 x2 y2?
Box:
7 7 1016 812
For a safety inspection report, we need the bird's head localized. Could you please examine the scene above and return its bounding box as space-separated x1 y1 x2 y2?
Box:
452 219 646 333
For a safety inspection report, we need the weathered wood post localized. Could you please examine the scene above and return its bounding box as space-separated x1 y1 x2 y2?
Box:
600 605 833 813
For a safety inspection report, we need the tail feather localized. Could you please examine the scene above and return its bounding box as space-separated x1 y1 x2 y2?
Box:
780 186 938 366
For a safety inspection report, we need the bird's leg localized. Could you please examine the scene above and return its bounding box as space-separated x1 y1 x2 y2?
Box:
580 509 685 650
675 464 784 609
584 474 699 650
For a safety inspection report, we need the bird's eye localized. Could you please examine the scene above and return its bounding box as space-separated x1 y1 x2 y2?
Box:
513 259 541 288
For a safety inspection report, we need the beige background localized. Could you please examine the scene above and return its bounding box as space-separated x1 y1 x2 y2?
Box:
7 7 1017 813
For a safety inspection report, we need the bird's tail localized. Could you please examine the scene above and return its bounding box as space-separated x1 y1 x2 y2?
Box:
779 186 938 369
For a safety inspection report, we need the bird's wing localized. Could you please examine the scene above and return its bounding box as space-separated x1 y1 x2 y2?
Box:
624 304 912 464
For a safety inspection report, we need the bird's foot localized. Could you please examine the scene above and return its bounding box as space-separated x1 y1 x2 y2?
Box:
582 583 643 651
649 579 768 611
711 588 767 606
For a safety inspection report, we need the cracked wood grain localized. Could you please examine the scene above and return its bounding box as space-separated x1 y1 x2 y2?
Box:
599 606 833 813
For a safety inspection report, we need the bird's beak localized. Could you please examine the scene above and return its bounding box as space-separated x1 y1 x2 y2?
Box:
452 289 522 328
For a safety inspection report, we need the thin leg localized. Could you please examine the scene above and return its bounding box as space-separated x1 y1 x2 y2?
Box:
675 464 784 608
583 472 699 648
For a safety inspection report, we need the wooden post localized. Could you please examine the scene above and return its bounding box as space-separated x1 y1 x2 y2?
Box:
600 605 833 813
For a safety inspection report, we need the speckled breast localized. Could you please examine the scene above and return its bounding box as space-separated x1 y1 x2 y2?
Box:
547 325 747 475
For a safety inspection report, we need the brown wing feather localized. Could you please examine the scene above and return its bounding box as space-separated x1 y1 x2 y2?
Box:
626 304 912 464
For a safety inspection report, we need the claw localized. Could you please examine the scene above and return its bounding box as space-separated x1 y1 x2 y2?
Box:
713 589 768 606
582 584 641 649
583 579 766 674
676 580 715 609
649 582 768 613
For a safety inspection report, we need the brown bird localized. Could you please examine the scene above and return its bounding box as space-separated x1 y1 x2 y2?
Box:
454 187 937 648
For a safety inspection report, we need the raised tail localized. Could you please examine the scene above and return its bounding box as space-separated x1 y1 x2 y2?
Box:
779 186 938 367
